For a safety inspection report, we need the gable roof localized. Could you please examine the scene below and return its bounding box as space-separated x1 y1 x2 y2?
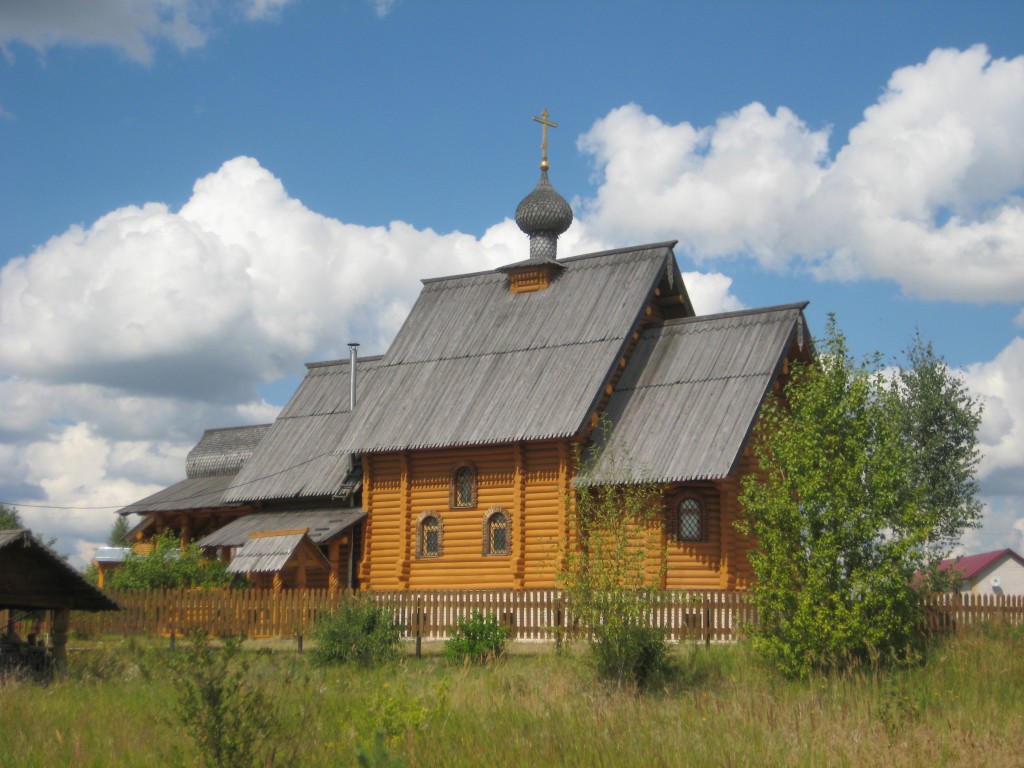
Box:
223 357 379 502
118 423 271 515
197 508 366 548
186 424 271 478
0 530 119 612
118 475 240 515
581 303 809 484
939 549 1024 580
226 532 331 574
227 242 681 502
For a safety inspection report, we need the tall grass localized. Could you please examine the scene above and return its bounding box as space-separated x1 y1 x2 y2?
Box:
1 625 1021 767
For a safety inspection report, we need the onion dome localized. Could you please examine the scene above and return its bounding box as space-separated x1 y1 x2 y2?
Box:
515 169 573 261
509 108 574 262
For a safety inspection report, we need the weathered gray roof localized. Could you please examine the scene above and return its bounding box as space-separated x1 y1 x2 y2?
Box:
118 475 240 515
223 358 376 502
581 303 808 485
227 533 331 574
226 243 679 502
347 243 677 451
197 508 365 548
186 424 271 478
0 530 120 611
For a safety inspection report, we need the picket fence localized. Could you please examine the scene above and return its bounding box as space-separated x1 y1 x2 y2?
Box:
56 588 1024 644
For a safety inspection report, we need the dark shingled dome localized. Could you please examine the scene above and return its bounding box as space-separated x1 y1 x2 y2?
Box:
515 170 573 237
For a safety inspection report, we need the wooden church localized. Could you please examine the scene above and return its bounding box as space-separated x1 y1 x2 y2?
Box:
119 113 811 592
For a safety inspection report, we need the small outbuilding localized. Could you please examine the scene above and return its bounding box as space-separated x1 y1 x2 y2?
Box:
0 529 120 671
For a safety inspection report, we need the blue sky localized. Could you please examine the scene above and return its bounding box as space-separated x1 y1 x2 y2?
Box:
1 1 1023 566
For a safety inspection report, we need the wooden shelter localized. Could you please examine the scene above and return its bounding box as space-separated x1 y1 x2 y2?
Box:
0 529 119 670
118 144 811 592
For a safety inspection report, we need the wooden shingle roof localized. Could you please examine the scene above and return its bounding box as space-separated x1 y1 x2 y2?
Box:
0 530 119 612
117 475 239 515
197 508 365 548
185 424 271 478
227 242 679 501
226 532 331 574
223 358 380 502
582 303 809 484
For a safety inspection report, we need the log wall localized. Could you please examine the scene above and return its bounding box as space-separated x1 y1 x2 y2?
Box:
361 441 569 590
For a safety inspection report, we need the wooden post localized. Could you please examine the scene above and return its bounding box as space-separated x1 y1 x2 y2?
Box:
414 597 423 659
50 609 70 672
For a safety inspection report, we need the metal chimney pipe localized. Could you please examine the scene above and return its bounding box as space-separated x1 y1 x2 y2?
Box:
348 342 359 411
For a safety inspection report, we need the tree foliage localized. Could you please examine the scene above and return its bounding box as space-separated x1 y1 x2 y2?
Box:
0 504 24 529
563 427 670 686
108 513 132 545
739 318 982 678
167 630 283 768
106 531 239 589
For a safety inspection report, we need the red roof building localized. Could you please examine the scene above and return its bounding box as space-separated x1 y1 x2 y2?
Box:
938 548 1024 595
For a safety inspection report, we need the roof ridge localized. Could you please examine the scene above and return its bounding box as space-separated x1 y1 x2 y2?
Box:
556 240 678 264
199 424 273 434
613 370 766 394
418 241 677 286
659 301 809 328
370 336 616 368
306 354 385 370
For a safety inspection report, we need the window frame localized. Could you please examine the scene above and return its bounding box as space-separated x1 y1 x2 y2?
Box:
676 497 705 543
449 462 478 509
481 507 511 557
416 511 444 558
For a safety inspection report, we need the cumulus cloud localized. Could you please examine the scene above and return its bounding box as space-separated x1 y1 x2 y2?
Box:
0 155 743 564
0 0 207 63
579 46 1024 303
963 337 1024 496
10 43 1024 563
0 0 300 64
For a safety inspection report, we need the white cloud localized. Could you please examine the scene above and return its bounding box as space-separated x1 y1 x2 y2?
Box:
241 0 296 21
0 0 207 64
0 155 745 565
369 0 396 18
963 337 1024 497
579 46 1024 303
0 0 300 64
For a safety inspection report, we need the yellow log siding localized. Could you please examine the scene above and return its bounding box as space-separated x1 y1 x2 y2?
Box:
362 442 567 590
362 440 758 591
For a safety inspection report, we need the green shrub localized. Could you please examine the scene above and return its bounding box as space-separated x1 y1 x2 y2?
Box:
166 629 282 768
310 599 402 667
107 531 240 589
445 611 509 664
589 613 670 687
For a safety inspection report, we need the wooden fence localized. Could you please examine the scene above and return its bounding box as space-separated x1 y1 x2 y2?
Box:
61 588 754 643
40 589 1024 645
920 592 1024 634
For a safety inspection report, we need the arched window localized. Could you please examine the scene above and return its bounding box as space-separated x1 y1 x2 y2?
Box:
678 498 704 542
482 508 511 556
450 463 477 508
416 512 443 558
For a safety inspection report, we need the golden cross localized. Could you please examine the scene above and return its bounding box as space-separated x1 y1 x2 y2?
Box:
532 108 558 171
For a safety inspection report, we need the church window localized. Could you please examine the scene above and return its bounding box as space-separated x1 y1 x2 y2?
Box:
482 508 511 556
416 512 443 558
678 498 704 542
450 463 478 508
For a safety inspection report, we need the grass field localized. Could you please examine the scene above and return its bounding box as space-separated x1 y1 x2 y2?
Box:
1 625 1021 767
